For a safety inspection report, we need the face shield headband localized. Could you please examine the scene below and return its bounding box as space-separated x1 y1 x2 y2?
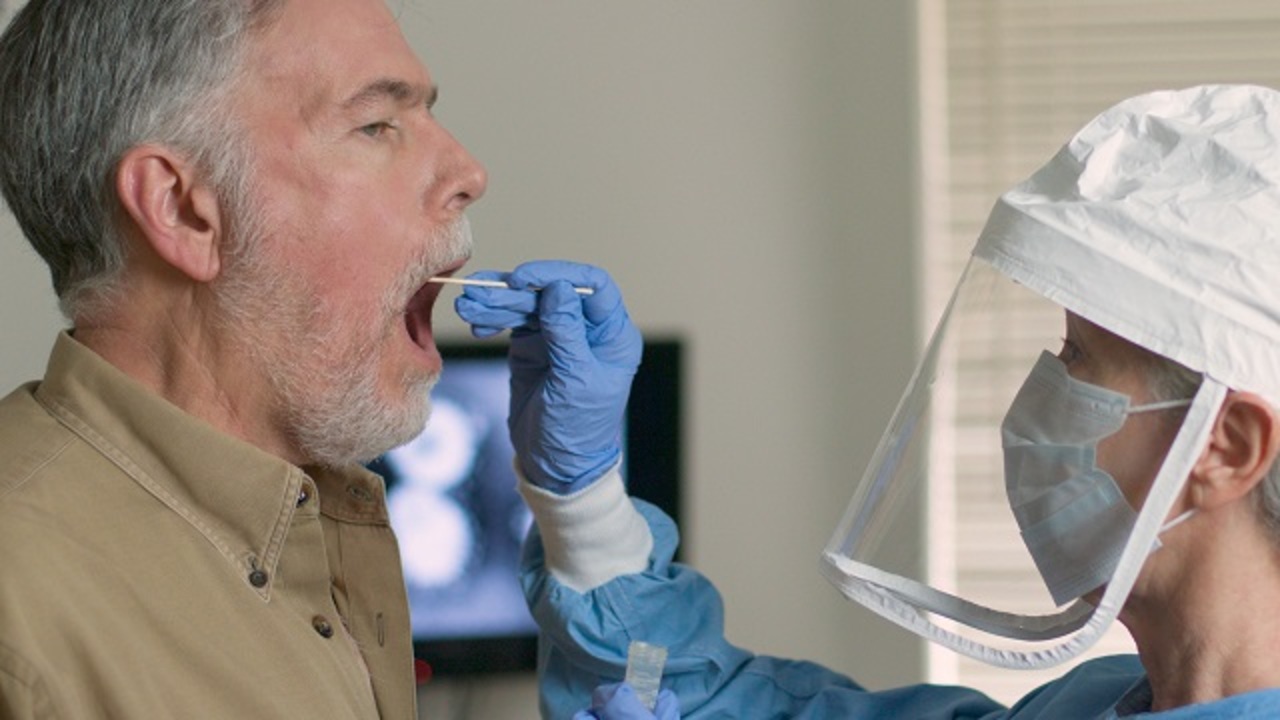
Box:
819 267 1228 670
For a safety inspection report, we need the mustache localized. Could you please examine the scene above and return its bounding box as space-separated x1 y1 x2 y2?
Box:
386 216 474 312
435 215 474 270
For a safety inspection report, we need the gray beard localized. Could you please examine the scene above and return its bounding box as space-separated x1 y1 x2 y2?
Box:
211 217 471 467
284 336 439 468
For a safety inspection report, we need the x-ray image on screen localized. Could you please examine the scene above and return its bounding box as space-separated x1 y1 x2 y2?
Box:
370 357 535 641
368 339 682 676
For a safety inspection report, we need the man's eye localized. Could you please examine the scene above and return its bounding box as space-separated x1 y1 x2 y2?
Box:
359 121 395 137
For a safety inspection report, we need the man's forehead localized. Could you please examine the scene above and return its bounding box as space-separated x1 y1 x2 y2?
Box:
246 0 431 113
341 78 437 113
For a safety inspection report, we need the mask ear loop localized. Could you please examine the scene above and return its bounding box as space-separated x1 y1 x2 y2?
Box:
1023 375 1226 668
1129 398 1194 414
1081 376 1226 631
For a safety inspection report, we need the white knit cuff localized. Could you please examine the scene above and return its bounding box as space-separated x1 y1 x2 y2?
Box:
517 464 653 593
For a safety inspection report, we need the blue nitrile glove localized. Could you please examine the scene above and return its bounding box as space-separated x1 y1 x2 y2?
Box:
572 683 681 720
453 260 642 493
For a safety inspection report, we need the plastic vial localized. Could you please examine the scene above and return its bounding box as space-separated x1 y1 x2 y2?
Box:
624 640 668 711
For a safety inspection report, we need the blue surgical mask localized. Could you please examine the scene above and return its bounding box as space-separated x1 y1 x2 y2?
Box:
1001 351 1191 605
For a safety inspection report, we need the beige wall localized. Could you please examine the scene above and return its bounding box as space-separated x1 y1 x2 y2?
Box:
0 2 927 717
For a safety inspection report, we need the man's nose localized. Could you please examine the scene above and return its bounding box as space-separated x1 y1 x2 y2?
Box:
440 130 487 212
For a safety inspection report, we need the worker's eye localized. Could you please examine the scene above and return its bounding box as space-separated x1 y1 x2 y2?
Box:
1056 337 1084 366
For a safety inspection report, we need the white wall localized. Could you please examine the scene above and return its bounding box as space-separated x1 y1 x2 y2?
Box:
0 2 927 718
0 214 64 386
0 0 65 382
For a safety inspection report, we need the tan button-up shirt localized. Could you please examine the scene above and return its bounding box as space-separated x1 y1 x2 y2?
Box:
0 333 416 719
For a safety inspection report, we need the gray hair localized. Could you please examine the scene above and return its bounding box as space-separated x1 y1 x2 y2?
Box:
0 0 284 320
1145 353 1280 540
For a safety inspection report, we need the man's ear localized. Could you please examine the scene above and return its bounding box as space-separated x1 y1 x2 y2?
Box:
1189 391 1280 509
115 144 223 283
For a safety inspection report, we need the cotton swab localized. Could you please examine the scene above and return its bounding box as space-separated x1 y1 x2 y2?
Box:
427 276 595 296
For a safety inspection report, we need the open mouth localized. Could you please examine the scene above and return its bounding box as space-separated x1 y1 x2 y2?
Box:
404 283 437 350
404 260 467 350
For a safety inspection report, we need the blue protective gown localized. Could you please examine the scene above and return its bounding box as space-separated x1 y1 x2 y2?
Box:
521 500 1280 719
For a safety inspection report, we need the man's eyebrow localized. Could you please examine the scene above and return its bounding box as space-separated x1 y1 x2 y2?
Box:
340 79 437 111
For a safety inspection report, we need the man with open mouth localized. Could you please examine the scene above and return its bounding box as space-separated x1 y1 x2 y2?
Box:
0 0 485 717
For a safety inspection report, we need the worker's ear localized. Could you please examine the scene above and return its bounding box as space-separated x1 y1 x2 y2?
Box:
114 144 223 283
1188 390 1280 509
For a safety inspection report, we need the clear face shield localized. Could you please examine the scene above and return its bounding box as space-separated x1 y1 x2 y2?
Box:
821 256 1229 670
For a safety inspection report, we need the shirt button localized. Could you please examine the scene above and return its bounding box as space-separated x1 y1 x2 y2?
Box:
297 485 312 508
249 569 269 588
313 616 335 639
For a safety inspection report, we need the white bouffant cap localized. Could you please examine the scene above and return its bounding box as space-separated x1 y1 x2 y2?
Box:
975 84 1280 407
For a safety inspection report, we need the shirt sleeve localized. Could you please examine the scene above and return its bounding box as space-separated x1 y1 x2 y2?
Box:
519 473 1010 719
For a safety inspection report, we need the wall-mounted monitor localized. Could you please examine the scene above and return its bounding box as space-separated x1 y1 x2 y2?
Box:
367 337 683 676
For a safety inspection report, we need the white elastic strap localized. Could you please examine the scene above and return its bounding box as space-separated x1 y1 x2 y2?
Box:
1129 398 1194 414
1159 509 1196 534
518 462 653 593
1085 377 1227 638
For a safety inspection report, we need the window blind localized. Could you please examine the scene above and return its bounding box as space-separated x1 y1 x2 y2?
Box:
920 0 1280 704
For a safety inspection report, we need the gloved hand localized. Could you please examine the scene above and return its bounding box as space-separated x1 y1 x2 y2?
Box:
573 683 681 720
453 260 642 493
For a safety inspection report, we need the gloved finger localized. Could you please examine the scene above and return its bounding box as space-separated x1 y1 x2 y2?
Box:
454 295 537 330
474 262 629 345
506 261 639 355
505 260 598 291
535 280 595 371
456 268 538 309
506 261 625 324
508 325 551 373
467 324 505 339
589 682 658 719
588 682 625 708
572 711 601 720
458 271 540 311
652 690 681 720
584 301 641 366
460 269 510 284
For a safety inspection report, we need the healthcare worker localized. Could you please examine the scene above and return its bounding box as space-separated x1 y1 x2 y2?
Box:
456 84 1280 719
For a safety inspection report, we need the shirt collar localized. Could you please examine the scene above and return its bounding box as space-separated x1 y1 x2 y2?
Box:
32 332 360 599
1113 675 1154 716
